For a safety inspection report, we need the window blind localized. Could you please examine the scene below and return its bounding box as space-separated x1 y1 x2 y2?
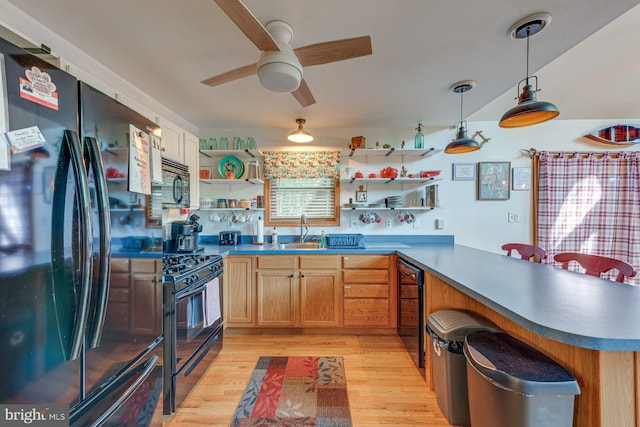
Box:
269 178 336 220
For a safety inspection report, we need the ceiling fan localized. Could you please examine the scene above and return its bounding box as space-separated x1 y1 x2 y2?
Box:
201 0 372 107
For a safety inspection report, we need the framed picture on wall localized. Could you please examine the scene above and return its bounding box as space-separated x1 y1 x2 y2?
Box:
512 167 531 191
452 163 476 181
478 162 510 200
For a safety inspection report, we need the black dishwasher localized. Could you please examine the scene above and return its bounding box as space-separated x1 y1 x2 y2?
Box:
397 258 425 372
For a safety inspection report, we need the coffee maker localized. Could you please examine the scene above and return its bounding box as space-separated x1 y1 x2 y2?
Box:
167 214 203 253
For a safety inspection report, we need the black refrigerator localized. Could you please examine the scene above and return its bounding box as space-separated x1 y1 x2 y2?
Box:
0 36 162 426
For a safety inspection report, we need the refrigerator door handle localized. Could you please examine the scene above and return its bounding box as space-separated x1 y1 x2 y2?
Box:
87 355 159 427
84 137 112 348
51 130 94 360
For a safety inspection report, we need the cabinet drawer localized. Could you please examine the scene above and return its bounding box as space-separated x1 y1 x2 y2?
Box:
257 255 297 269
342 255 389 270
343 269 389 284
111 258 131 273
343 299 389 326
300 255 339 269
131 259 157 273
109 287 130 303
111 273 129 288
344 284 389 298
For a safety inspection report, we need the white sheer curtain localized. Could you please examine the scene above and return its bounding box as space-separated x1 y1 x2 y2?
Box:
537 151 640 285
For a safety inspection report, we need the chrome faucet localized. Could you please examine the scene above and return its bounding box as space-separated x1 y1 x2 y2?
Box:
300 214 308 242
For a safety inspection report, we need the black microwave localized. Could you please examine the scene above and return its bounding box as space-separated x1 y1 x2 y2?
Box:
160 158 190 208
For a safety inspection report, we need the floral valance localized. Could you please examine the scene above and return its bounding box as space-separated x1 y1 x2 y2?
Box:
263 151 340 179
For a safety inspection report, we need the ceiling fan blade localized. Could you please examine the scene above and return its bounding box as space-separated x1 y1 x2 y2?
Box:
291 79 316 107
201 63 257 87
294 36 372 67
214 0 280 51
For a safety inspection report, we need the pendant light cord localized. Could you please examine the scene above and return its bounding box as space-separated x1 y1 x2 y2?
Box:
525 26 530 86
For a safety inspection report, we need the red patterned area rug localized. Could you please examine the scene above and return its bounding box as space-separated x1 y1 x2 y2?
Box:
230 356 352 426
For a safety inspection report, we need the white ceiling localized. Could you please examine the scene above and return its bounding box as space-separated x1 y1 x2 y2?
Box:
7 0 640 131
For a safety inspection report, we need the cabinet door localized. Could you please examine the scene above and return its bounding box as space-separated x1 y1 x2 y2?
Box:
300 270 341 327
225 256 253 325
160 120 182 162
256 270 297 326
130 260 162 336
183 131 199 209
130 273 161 335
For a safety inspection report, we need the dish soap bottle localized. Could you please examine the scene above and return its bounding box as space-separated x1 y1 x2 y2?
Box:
320 230 327 248
271 227 278 245
414 122 424 149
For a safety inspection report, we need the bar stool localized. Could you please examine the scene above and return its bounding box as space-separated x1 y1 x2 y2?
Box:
501 243 547 263
553 252 637 283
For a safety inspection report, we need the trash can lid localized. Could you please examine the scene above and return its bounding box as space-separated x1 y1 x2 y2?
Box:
427 309 500 341
464 331 581 396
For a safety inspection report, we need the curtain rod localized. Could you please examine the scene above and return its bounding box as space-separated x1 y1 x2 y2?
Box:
522 148 626 159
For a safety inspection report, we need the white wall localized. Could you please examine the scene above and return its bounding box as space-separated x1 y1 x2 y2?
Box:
3 2 636 254
199 121 639 254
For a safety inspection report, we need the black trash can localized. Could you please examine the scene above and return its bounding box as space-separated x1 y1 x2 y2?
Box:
464 331 581 427
426 310 500 427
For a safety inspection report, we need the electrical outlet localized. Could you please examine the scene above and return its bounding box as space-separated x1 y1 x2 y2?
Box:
412 219 420 228
350 217 359 228
385 219 392 228
508 212 519 223
435 218 446 229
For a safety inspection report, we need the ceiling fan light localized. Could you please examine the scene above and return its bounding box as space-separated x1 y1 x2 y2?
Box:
257 47 303 93
288 118 313 143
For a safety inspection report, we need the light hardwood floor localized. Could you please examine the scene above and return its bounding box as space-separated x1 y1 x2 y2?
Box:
162 330 450 426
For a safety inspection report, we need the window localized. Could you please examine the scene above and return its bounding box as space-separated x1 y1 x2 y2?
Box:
264 178 340 226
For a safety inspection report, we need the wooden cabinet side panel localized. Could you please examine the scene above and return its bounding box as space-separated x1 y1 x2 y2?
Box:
425 273 612 427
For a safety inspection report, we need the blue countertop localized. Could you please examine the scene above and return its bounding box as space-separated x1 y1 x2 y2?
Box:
397 244 640 352
202 240 640 352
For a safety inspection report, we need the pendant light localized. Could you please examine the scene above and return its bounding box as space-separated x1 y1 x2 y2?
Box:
499 13 559 128
445 80 488 154
287 118 313 143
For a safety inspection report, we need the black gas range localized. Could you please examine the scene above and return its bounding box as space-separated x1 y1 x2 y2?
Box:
162 253 224 415
162 253 223 294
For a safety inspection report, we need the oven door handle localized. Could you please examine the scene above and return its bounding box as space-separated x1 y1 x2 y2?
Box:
175 272 222 300
176 283 207 300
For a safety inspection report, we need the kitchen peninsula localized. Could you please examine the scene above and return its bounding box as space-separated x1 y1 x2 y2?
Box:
213 241 640 427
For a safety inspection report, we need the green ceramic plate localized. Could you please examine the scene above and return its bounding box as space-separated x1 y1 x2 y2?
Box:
218 155 244 179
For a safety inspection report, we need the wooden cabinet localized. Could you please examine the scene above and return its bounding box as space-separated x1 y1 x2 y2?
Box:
183 131 200 209
160 119 182 162
105 258 162 336
106 258 131 332
130 259 162 336
255 255 341 327
342 255 396 327
225 256 254 325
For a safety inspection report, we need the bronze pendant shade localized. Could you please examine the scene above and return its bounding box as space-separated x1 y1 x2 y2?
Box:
499 13 559 128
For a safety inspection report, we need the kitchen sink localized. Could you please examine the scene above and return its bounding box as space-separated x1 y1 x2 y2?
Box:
272 242 326 250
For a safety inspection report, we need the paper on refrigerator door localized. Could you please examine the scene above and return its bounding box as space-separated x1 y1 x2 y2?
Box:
0 53 9 170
